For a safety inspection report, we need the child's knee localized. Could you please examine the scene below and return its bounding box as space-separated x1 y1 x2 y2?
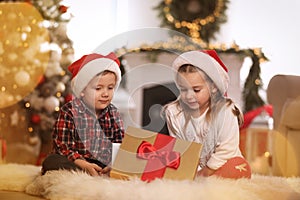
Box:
213 157 252 179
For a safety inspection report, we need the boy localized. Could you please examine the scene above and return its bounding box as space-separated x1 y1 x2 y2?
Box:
42 52 124 176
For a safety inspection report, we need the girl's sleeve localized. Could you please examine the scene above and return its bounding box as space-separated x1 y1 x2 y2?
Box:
164 107 183 139
206 104 241 170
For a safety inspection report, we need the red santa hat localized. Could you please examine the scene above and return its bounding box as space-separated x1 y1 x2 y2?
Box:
68 52 121 97
172 50 229 95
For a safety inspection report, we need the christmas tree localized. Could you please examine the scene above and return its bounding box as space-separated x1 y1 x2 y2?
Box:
0 0 74 164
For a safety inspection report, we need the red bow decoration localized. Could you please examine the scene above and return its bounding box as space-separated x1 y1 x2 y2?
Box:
136 134 181 182
137 141 180 168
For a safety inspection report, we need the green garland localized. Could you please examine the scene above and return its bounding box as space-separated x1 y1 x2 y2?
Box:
242 49 266 112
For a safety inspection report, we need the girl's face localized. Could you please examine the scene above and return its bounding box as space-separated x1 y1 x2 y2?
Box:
81 72 116 113
177 71 212 115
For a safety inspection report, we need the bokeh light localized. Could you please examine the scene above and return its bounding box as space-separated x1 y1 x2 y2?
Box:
0 2 50 108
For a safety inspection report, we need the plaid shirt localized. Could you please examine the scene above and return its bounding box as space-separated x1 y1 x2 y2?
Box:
52 98 124 165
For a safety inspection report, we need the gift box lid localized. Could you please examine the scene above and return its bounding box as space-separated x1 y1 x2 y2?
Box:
111 126 202 181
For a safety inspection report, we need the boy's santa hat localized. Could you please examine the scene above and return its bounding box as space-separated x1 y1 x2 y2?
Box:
172 50 229 95
68 52 121 97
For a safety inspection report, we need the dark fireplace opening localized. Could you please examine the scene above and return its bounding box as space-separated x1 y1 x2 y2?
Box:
142 82 179 135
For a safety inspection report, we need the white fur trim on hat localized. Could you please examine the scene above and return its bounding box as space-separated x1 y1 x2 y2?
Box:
172 51 229 95
71 58 121 97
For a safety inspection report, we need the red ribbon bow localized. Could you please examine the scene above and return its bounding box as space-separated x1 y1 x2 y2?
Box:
136 134 181 182
137 141 180 168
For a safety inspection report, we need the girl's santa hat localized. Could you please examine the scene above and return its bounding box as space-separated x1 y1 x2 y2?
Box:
172 50 229 95
68 52 121 97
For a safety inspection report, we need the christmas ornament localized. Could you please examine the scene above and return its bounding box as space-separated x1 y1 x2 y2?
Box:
0 2 50 108
56 82 66 92
10 110 19 126
44 96 60 113
14 70 30 86
31 114 41 124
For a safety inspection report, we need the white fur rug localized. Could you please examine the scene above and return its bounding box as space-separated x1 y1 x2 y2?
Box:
0 163 300 200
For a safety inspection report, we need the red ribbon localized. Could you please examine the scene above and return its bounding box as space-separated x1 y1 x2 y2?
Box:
136 134 180 182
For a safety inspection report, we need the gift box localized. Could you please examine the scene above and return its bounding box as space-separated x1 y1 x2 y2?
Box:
110 126 202 182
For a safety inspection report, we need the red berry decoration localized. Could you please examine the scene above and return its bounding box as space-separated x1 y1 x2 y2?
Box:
31 114 41 124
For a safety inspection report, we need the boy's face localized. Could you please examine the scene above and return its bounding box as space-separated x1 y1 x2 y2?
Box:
81 72 116 112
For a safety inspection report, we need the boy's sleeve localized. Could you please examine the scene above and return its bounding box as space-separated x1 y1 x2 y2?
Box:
52 110 83 161
112 109 124 143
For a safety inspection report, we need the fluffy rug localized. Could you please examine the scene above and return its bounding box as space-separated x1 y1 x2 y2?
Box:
0 163 300 200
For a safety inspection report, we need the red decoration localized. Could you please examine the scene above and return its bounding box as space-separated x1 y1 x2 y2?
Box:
36 152 47 166
64 93 73 103
239 105 273 156
0 138 6 160
31 114 41 124
241 105 273 130
37 75 46 85
59 5 68 13
136 134 181 182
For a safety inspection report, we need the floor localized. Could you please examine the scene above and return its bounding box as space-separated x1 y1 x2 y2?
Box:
0 191 45 200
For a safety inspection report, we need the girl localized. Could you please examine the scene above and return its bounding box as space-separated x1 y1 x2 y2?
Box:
163 50 251 179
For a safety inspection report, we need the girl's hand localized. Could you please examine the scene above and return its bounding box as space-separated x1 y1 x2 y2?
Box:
197 166 216 177
74 159 103 176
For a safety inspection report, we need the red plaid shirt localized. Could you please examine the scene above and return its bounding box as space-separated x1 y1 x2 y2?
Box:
52 98 124 165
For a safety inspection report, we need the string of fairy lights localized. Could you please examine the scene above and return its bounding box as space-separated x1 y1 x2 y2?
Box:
163 0 226 43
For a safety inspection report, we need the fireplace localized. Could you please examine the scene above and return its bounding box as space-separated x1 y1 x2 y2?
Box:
142 82 179 134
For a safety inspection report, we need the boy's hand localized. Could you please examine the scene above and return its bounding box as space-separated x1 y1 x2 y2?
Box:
99 166 111 176
74 159 103 176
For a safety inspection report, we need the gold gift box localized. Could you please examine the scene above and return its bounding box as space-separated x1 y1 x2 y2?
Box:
110 126 202 181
